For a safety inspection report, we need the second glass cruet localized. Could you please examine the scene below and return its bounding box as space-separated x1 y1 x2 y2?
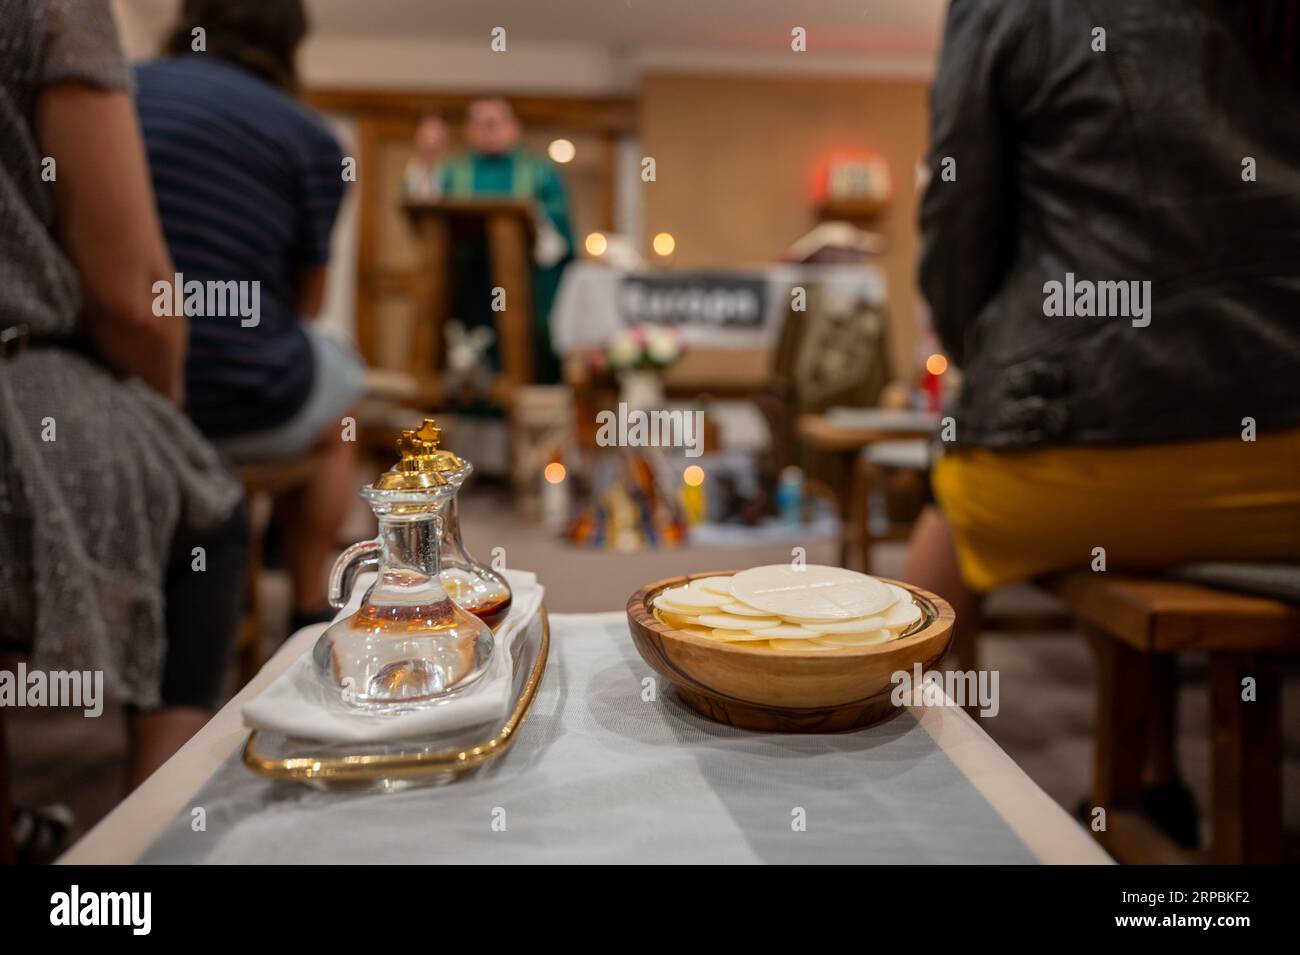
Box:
426 426 514 629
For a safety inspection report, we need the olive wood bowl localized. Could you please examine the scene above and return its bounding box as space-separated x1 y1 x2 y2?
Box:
626 571 954 732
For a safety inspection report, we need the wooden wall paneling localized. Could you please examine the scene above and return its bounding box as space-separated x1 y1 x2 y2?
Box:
639 73 930 381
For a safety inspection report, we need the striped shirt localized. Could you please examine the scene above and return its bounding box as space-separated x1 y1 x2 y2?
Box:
135 56 345 436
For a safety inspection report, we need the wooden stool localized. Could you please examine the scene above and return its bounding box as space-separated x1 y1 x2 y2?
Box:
1050 573 1300 864
851 439 930 572
796 411 936 570
234 455 322 686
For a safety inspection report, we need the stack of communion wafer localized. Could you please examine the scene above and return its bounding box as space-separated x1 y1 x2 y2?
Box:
651 564 922 651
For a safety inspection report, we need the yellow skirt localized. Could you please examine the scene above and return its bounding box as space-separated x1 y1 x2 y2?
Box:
931 428 1300 593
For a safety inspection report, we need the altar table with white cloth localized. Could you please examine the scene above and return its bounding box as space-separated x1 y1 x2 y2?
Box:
64 607 1110 864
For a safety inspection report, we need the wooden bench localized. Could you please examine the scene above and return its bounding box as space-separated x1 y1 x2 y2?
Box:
1049 573 1300 864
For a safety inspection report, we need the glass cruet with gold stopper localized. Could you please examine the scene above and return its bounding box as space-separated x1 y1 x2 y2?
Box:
415 421 514 629
311 421 494 707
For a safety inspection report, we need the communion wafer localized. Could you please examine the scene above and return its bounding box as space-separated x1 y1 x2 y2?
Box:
812 629 894 647
678 627 716 639
881 584 921 622
729 564 893 620
880 597 922 629
697 613 780 630
656 609 702 630
652 594 692 615
653 587 730 612
798 610 914 633
776 587 897 625
750 624 827 639
790 592 919 631
654 590 729 611
720 602 779 617
692 576 736 595
886 583 913 603
800 615 887 633
767 638 840 652
709 628 780 642
652 609 719 640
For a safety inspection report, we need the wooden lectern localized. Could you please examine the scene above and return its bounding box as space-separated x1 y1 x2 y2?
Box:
403 199 537 401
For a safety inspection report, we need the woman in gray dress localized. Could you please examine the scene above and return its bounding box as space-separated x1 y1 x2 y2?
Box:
0 0 247 787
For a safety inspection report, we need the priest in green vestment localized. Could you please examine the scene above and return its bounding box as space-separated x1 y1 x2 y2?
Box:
441 98 574 385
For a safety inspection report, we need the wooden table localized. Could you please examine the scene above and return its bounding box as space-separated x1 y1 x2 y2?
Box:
798 409 938 570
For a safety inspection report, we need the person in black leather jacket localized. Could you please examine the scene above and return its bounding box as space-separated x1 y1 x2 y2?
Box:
905 0 1300 668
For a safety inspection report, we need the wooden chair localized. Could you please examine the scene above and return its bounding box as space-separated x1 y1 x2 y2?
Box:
233 455 323 686
1049 572 1300 864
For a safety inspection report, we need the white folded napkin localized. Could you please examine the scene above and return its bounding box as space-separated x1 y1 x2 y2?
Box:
242 569 543 743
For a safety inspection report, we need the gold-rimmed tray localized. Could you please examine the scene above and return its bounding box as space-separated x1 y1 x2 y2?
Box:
242 606 550 791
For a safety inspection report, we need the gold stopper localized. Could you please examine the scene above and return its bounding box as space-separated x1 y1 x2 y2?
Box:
373 418 464 491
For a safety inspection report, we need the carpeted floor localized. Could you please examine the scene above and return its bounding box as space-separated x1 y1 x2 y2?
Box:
8 482 1297 859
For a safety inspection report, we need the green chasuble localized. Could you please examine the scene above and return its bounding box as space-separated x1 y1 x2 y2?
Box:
442 149 574 385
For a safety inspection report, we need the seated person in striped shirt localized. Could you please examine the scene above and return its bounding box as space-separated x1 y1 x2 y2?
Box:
136 0 366 629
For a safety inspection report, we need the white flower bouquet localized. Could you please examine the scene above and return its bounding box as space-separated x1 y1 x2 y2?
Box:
600 324 685 373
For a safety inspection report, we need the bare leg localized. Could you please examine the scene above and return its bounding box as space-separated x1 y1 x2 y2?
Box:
280 424 358 614
127 707 209 788
904 506 984 671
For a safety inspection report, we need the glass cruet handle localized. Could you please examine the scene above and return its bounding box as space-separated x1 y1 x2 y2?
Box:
328 538 382 610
